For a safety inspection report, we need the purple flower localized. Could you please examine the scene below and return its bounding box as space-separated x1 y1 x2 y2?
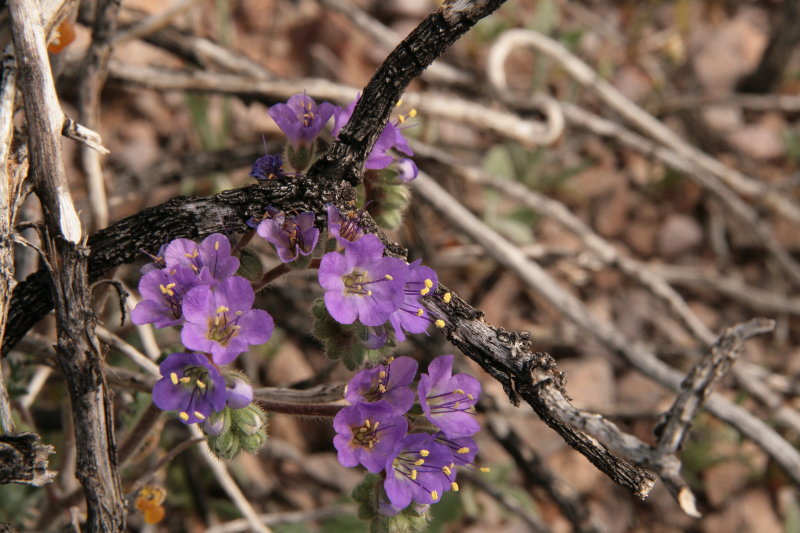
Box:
250 153 286 181
345 356 418 414
418 355 481 438
269 94 335 147
131 266 201 328
333 97 414 170
326 204 364 247
389 260 438 342
318 235 406 326
384 433 453 509
164 234 239 284
333 402 407 473
256 209 320 263
181 276 274 364
226 376 254 409
152 352 226 425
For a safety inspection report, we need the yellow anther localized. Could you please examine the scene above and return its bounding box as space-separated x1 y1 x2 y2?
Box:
214 241 220 250
443 292 452 303
454 389 465 395
420 287 430 296
368 441 375 448
419 449 430 457
359 427 367 433
170 372 179 385
190 265 198 272
367 290 373 296
378 385 387 393
378 371 386 379
424 279 433 288
411 469 417 480
215 305 230 315
397 114 406 124
179 377 191 384
431 490 439 501
214 316 221 326
467 393 474 400
457 447 470 454
408 109 417 118
416 308 424 317
373 421 380 429
365 420 371 428
480 467 491 473
194 411 206 420
451 482 459 492
396 99 403 107
435 319 446 328
166 283 176 290
178 412 190 421
196 380 206 389
414 459 425 466
159 284 174 296
235 311 243 316
385 274 394 280
442 466 451 475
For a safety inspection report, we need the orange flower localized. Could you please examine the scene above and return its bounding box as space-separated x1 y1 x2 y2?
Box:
135 485 167 525
47 20 76 54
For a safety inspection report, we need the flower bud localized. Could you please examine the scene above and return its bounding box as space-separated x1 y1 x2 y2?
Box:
202 407 230 436
240 429 268 454
232 404 266 436
225 378 253 410
208 431 240 460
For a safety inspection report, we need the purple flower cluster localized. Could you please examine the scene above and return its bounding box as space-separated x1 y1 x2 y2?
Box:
318 205 438 347
133 233 273 426
262 93 418 182
333 355 483 514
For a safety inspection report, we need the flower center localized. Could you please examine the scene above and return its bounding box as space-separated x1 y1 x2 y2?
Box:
169 365 212 422
342 268 373 297
158 280 183 318
351 418 382 449
205 305 242 346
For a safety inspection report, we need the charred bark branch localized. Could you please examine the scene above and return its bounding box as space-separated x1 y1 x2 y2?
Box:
0 432 56 486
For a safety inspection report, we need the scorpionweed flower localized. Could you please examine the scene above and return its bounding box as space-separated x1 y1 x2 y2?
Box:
345 356 418 414
384 433 454 509
164 233 240 285
388 260 438 342
250 153 286 181
318 234 406 327
181 276 274 364
269 93 335 147
418 355 481 438
152 352 226 424
131 265 200 328
333 402 408 473
256 209 320 263
326 204 364 247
